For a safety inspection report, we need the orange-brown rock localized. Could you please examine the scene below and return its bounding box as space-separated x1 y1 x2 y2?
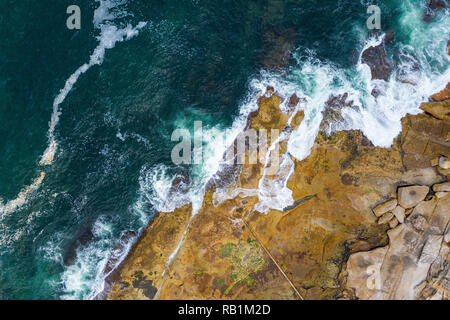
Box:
290 109 305 128
155 192 299 299
149 125 409 299
420 100 450 120
373 199 397 217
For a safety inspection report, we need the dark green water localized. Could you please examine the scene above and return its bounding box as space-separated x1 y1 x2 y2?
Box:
0 0 448 299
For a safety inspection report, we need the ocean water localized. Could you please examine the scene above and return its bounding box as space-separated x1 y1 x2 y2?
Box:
0 0 448 299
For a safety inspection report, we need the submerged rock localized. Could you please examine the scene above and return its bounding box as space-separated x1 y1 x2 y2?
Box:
361 43 392 81
169 171 191 195
261 27 297 70
63 227 94 266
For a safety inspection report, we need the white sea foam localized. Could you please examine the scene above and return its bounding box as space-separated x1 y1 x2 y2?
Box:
0 0 147 218
38 215 136 300
148 1 449 218
135 164 191 214
60 216 138 300
253 154 295 213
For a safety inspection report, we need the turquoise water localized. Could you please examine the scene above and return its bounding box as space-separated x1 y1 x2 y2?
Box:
0 0 448 299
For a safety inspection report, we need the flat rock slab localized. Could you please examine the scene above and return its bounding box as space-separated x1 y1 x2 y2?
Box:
433 181 450 192
398 186 429 209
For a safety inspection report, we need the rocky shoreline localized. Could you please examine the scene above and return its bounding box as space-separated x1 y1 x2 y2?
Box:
104 9 450 297
104 75 449 299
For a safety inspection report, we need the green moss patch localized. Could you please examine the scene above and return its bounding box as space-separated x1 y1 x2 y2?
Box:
220 241 265 295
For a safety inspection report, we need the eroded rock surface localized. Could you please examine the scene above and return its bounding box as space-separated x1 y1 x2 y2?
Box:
400 112 450 171
344 82 450 300
424 0 449 22
373 199 397 217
